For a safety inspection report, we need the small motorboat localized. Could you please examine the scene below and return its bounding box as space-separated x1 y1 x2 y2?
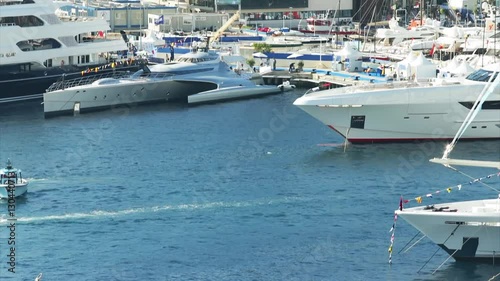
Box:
0 159 28 198
278 80 296 91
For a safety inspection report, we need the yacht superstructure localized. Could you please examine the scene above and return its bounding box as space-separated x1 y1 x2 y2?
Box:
0 0 132 103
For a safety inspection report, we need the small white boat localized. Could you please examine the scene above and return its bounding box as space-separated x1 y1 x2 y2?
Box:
0 159 28 198
188 81 283 104
277 80 296 91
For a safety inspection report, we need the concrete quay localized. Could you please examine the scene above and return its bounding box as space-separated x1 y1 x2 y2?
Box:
262 69 387 88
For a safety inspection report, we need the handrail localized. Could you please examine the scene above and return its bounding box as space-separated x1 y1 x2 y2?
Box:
46 71 131 92
46 71 178 92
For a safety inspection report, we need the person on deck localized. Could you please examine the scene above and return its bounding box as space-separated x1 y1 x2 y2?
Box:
169 44 175 61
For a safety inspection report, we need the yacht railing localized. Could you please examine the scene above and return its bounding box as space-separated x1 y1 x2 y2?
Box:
46 71 177 92
46 71 131 92
304 77 462 95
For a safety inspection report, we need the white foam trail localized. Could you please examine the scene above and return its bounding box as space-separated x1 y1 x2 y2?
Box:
0 196 305 225
26 178 48 182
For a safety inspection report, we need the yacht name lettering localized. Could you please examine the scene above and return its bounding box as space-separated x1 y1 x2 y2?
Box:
0 52 16 58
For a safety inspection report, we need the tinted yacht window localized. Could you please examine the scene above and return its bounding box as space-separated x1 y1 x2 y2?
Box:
466 69 498 82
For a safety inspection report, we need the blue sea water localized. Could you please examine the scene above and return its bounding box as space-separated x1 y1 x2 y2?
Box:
0 91 499 281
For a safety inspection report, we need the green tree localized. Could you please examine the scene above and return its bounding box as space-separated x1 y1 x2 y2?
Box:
297 60 304 72
247 58 256 68
252 43 273 53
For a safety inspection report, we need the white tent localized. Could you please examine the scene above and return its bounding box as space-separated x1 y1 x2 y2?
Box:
252 52 268 58
335 45 363 72
335 45 362 59
440 57 460 74
396 51 419 79
452 61 475 77
410 52 437 79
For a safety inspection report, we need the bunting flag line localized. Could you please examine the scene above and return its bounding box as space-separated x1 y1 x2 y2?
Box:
388 209 399 264
78 58 147 76
401 171 500 205
389 171 499 264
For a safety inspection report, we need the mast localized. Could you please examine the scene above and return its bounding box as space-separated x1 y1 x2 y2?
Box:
441 69 499 160
362 6 377 52
420 0 423 27
328 0 342 35
337 0 341 26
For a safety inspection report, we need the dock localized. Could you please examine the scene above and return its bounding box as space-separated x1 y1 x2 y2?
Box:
262 69 387 88
261 71 315 88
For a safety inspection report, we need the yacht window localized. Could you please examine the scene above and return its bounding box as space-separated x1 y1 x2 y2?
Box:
16 38 61 52
0 16 43 27
79 55 90 64
43 59 53 67
459 101 500 110
466 69 498 82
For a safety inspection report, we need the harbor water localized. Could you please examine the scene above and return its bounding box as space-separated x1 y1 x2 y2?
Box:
0 90 499 280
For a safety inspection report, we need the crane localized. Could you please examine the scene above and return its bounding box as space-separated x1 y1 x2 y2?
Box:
209 11 241 44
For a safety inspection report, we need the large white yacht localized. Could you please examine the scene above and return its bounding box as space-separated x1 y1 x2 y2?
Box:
0 0 134 103
374 17 438 47
293 63 500 143
395 74 500 263
43 49 282 117
396 193 500 262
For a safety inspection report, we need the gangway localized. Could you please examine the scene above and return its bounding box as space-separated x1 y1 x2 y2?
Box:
209 11 240 44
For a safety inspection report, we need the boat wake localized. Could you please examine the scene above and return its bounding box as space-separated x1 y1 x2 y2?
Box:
26 178 48 182
317 143 346 147
0 196 305 225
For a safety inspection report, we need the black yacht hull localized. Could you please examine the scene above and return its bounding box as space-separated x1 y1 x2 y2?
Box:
0 63 143 103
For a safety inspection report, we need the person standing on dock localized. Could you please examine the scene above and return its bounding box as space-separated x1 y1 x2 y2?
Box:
169 44 175 61
289 62 295 73
273 58 277 70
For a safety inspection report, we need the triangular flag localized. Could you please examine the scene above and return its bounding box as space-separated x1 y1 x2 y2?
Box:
415 197 422 204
